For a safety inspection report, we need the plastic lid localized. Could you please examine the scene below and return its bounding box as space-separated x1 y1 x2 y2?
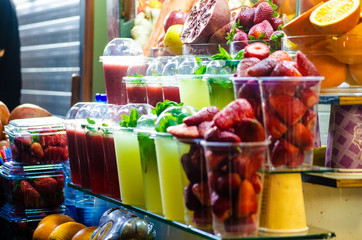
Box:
154 106 198 133
4 116 65 136
0 161 63 178
65 102 88 121
100 38 143 62
110 103 154 129
0 203 65 220
177 56 210 75
205 59 241 74
123 76 147 85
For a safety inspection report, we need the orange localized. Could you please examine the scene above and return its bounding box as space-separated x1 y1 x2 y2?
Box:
307 55 347 88
71 226 97 240
348 63 362 84
48 222 86 240
0 101 10 126
33 214 75 240
309 0 360 34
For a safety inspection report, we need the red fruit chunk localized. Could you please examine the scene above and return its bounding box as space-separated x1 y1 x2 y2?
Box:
181 153 201 183
33 177 58 195
271 139 299 167
244 42 270 60
250 174 262 194
269 17 284 31
287 150 305 167
204 128 242 142
269 94 307 125
286 123 314 150
266 113 288 139
29 142 44 160
247 57 278 76
213 99 255 130
302 109 317 131
184 183 202 211
268 50 292 62
205 150 228 171
298 88 319 108
233 29 249 42
21 151 38 165
62 146 69 160
14 135 32 151
224 214 257 234
208 170 222 190
232 153 253 179
192 182 210 205
211 192 231 221
265 79 299 96
296 51 320 76
43 146 65 163
237 57 261 77
216 173 242 196
254 2 274 24
270 60 302 77
198 121 214 138
234 118 266 142
236 7 256 29
54 175 65 191
183 106 219 126
237 179 257 217
248 20 274 40
167 123 200 138
193 207 212 226
20 180 40 208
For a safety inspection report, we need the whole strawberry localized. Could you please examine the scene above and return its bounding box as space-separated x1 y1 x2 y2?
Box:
254 2 274 24
236 8 256 30
20 180 40 208
248 20 274 40
33 177 59 195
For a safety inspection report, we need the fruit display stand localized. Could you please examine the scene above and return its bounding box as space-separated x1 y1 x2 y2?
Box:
68 183 335 239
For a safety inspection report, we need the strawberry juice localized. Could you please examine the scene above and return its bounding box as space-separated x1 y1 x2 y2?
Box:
85 131 108 195
162 86 180 103
75 130 91 189
126 84 147 103
103 62 129 105
147 85 163 107
66 128 81 185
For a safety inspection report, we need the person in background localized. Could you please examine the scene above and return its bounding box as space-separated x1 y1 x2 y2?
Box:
0 0 22 111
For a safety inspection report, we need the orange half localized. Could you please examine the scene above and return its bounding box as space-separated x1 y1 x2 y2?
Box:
310 0 360 34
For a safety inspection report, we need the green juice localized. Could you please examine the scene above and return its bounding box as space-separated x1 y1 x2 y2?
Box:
114 129 145 208
208 77 235 109
178 76 210 109
137 132 163 215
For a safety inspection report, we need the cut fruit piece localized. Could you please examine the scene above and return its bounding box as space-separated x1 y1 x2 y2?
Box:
309 0 360 34
269 94 307 125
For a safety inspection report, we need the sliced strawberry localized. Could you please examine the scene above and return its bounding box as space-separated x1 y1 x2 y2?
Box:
250 174 262 194
20 180 40 208
268 50 292 62
33 177 58 195
297 88 319 108
232 153 253 179
234 118 266 142
302 109 317 131
247 57 277 76
269 94 307 125
216 173 242 197
205 150 228 171
184 183 202 211
296 51 320 76
237 179 257 217
271 139 299 167
211 192 231 221
286 123 314 151
14 135 32 151
192 182 210 205
204 128 242 142
197 121 214 139
270 60 302 77
183 106 219 126
254 2 274 24
248 20 274 40
167 123 200 138
237 57 261 77
287 150 305 167
244 42 270 60
266 113 288 139
269 17 284 31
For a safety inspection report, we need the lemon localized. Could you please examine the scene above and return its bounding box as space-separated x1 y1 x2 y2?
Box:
163 24 184 55
309 0 360 34
48 222 86 240
33 214 75 240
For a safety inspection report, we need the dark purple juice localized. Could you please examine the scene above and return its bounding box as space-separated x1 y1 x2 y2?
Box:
102 134 121 200
66 128 81 185
163 86 180 103
75 130 91 189
85 131 108 195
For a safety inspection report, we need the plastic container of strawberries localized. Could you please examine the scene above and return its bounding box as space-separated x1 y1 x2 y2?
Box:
0 161 65 210
5 116 68 165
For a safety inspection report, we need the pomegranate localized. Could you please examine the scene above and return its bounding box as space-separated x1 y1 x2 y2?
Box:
181 0 231 44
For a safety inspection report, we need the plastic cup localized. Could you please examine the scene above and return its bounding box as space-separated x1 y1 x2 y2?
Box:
201 140 269 238
176 75 210 109
135 130 163 215
161 76 180 103
259 76 324 170
176 138 212 231
100 38 144 105
124 77 148 104
145 76 164 107
182 43 229 57
150 46 182 58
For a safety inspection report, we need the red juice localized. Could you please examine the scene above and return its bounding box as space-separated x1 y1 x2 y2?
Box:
163 86 180 103
75 130 91 189
126 85 147 103
147 85 163 107
85 131 108 195
66 128 81 185
102 134 121 200
103 63 129 105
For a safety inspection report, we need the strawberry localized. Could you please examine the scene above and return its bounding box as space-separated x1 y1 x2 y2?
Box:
192 207 212 226
270 60 303 77
29 142 44 160
237 179 257 217
236 7 256 30
247 57 277 76
269 17 284 30
33 177 58 195
244 42 270 60
302 109 317 131
213 99 255 130
266 113 288 139
236 80 263 122
287 150 305 167
43 146 65 163
192 182 210 205
232 153 253 179
268 50 292 62
21 151 38 165
181 153 201 183
167 123 200 138
250 173 262 194
14 135 32 151
237 57 261 77
254 2 274 24
211 191 231 221
264 78 299 96
183 106 219 126
216 173 242 197
234 118 266 142
197 121 214 139
269 94 307 125
205 150 228 171
248 20 274 40
20 180 40 208
295 51 320 76
62 146 69 160
54 175 65 191
205 127 242 142
184 183 202 211
271 139 299 167
286 123 314 150
224 214 257 234
297 88 319 108
232 30 249 53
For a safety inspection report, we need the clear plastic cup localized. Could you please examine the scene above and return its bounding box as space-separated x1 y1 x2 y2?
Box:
182 43 229 57
176 75 210 109
124 76 148 104
145 76 164 107
100 38 144 105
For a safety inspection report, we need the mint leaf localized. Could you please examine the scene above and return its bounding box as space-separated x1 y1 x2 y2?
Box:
155 108 192 133
128 73 143 77
152 100 183 116
211 46 232 60
196 56 203 67
118 109 140 128
234 49 244 60
130 78 145 85
194 65 207 75
87 118 96 124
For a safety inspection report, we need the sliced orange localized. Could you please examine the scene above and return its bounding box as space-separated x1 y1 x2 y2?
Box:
309 0 360 34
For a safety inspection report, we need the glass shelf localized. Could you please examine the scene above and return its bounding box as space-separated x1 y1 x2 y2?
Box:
68 184 336 239
262 166 337 175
